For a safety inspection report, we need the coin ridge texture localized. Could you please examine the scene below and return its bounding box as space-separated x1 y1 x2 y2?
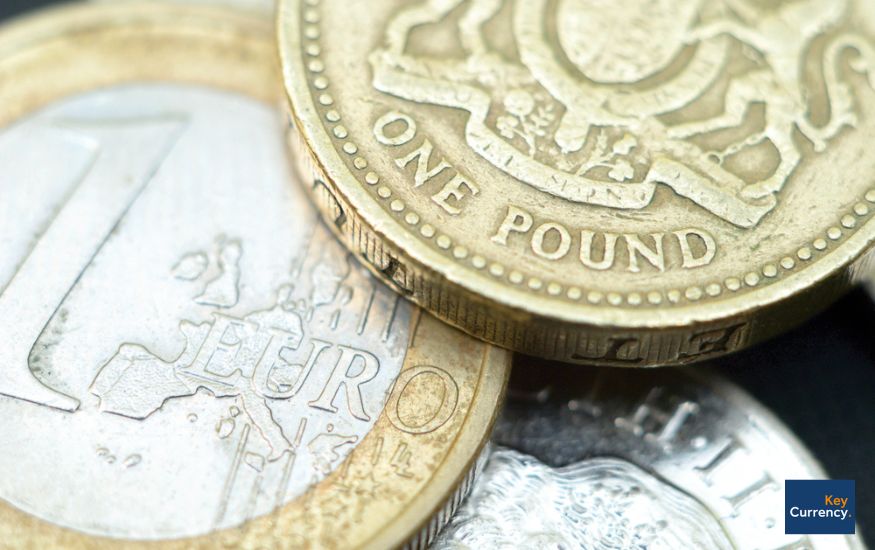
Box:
0 3 508 548
432 366 865 549
279 0 875 366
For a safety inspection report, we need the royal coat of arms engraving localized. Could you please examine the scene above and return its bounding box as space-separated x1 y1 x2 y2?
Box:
370 0 875 228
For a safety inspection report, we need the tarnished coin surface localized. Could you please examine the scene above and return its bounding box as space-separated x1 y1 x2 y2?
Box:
280 0 875 366
433 362 866 549
0 4 508 548
93 0 275 13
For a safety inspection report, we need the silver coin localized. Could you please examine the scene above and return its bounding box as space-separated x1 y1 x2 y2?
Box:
0 84 413 539
433 363 865 550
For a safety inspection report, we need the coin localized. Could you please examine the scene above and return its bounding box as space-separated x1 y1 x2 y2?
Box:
432 361 865 549
279 0 875 366
92 0 275 13
0 3 508 548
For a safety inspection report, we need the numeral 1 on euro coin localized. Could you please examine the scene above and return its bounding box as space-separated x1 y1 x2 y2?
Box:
0 116 185 411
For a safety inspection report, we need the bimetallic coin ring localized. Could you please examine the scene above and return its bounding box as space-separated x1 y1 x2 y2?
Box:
0 3 508 548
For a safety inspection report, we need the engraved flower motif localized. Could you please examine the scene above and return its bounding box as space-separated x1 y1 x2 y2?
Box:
504 90 536 117
575 130 642 182
612 134 638 156
497 115 520 140
496 90 556 157
608 160 635 183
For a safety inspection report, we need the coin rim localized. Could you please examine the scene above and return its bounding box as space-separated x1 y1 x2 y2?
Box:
0 3 509 547
447 366 866 549
278 0 875 333
687 370 866 549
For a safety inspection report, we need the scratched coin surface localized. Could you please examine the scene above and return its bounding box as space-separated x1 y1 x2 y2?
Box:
280 0 875 366
0 4 508 548
432 362 866 549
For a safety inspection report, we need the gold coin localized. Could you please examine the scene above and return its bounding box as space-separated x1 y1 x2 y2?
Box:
279 0 875 366
0 3 508 548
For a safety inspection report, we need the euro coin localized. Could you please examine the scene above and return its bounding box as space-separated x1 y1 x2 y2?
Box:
0 3 508 548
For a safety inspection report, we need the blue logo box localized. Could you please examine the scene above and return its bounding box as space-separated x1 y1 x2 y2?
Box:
786 480 855 535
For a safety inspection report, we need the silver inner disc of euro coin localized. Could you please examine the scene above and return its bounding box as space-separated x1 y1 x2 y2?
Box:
433 365 861 550
0 85 411 539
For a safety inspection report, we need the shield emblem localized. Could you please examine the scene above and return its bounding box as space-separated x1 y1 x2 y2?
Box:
556 0 702 83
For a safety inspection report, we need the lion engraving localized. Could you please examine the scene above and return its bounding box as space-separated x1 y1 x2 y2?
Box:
371 0 875 228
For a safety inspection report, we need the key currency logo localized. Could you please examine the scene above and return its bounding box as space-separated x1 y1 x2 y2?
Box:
430 365 861 550
370 0 875 228
786 480 857 535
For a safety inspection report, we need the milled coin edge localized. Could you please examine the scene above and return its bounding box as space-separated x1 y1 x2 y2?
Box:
278 0 875 364
0 3 511 547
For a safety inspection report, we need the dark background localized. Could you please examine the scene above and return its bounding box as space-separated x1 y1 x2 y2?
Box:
721 289 875 545
1 0 873 546
3 0 59 17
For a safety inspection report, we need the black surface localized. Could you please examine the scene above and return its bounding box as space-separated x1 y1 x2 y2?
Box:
1 0 60 22
0 0 872 546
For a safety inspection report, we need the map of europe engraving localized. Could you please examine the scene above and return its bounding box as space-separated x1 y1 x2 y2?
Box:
0 86 415 539
92 236 381 464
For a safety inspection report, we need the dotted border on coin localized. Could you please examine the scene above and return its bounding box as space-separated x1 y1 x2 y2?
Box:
299 0 875 308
